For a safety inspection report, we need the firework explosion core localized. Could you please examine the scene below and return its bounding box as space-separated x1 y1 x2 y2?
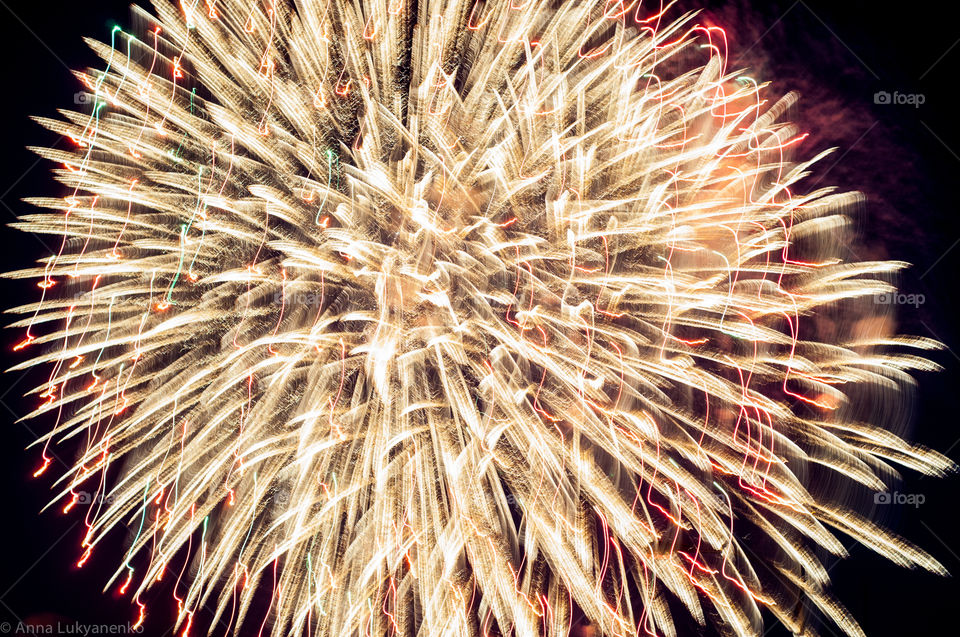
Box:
6 1 954 635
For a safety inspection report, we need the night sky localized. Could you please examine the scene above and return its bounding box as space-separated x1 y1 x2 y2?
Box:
0 2 958 636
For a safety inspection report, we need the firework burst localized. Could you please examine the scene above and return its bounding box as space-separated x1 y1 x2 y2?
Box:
7 1 954 635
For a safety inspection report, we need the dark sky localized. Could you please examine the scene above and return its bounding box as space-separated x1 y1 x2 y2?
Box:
0 1 957 636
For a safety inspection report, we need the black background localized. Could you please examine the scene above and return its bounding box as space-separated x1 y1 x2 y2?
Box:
0 1 957 635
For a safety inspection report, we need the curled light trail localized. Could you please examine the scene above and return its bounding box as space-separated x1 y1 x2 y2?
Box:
6 1 954 635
